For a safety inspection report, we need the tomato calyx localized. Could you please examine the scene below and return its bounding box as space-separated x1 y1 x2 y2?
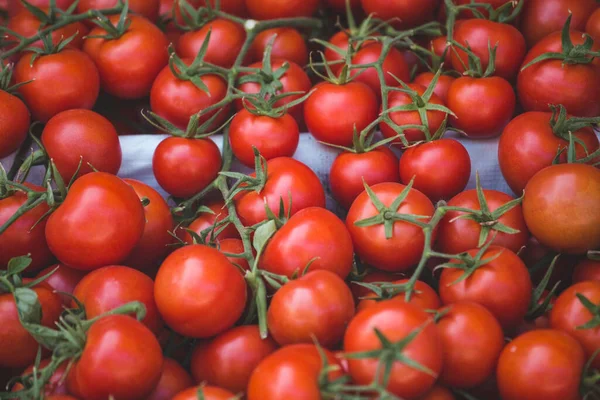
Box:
17 0 79 27
236 39 290 99
580 350 600 399
351 280 413 303
21 30 77 64
144 107 227 139
575 293 600 330
434 237 503 285
449 39 498 78
444 0 524 39
525 255 560 321
240 89 312 118
171 0 221 31
85 2 132 40
220 148 268 202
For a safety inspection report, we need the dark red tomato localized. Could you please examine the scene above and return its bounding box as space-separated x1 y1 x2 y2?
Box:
517 30 600 117
356 279 440 313
399 138 471 202
249 27 308 66
146 358 193 400
234 157 325 226
330 147 400 209
83 15 169 99
304 81 378 147
8 0 74 16
436 302 504 388
0 186 53 272
346 182 435 272
421 385 456 400
77 0 160 22
350 43 410 96
229 109 299 167
35 264 86 306
67 315 163 400
14 49 99 123
497 329 585 400
436 188 529 254
361 0 437 29
218 238 250 271
522 163 600 254
413 72 455 104
181 199 239 243
172 386 235 400
573 259 600 283
11 359 69 395
152 137 222 198
0 90 29 158
439 246 533 329
247 344 344 400
42 109 121 182
176 19 245 68
520 0 597 47
447 76 515 138
344 301 442 399
324 0 361 13
154 245 247 338
586 8 600 43
350 270 402 303
45 172 146 270
246 0 319 19
191 325 277 393
268 270 355 347
0 281 62 369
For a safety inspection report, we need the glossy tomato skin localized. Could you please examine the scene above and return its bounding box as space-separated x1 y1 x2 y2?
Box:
45 172 146 270
246 0 319 19
350 43 410 96
344 301 442 399
77 0 160 22
249 28 308 66
357 279 440 313
67 315 163 400
152 137 222 198
0 90 29 158
190 325 277 393
496 329 585 400
15 49 100 123
172 386 236 400
229 109 299 167
235 157 325 226
413 72 455 104
573 259 600 283
260 207 354 279
517 30 600 117
522 163 600 254
154 245 247 338
330 147 400 209
146 358 193 400
347 182 434 272
439 246 533 330
83 15 169 99
587 8 600 43
304 81 378 147
361 0 437 29
35 264 86 306
399 138 471 202
268 270 355 347
181 199 239 243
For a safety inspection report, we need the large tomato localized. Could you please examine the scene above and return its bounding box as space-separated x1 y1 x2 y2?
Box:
573 259 600 283
77 0 160 22
249 28 308 66
356 279 440 313
361 0 438 29
35 264 86 306
146 358 193 400
0 89 29 158
245 0 319 19
587 8 600 43
180 199 239 243
350 43 410 96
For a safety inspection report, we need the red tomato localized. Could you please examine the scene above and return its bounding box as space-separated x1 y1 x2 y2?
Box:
420 385 456 400
11 359 69 395
496 329 585 400
83 15 169 99
439 246 533 329
573 259 600 283
350 43 410 96
172 386 235 400
154 245 247 338
14 49 99 123
413 72 455 104
246 0 319 19
67 315 163 400
218 238 250 271
249 28 308 66
77 0 160 22
260 207 354 279
356 279 440 313
181 199 239 243
191 325 277 393
8 0 74 16
0 89 29 158
146 358 193 400
324 31 355 75
45 172 146 270
361 0 438 29
586 8 600 43
35 264 86 306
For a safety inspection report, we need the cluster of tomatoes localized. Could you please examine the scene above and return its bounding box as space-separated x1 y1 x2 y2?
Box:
1 0 600 399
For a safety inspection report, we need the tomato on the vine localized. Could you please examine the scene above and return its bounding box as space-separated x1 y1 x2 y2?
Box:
413 72 455 104
11 359 69 396
249 28 308 66
181 199 239 243
8 0 74 16
356 279 440 313
350 43 410 96
0 88 29 159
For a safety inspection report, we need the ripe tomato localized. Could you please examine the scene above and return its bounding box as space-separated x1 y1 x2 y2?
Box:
0 89 29 158
35 264 86 306
218 238 250 271
346 182 435 272
45 172 146 270
260 207 354 279
11 359 69 395
83 15 169 99
496 329 585 400
249 28 308 66
181 199 239 243
172 386 235 400
522 163 600 254
350 43 410 96
67 315 163 400
344 301 442 399
229 109 299 167
399 138 471 202
356 279 440 313
361 0 437 29
77 0 160 22
14 49 100 123
246 0 319 19
586 8 600 43
191 325 277 393
439 246 533 329
573 259 600 283
413 72 455 104
146 358 193 400
154 245 247 338
152 137 222 198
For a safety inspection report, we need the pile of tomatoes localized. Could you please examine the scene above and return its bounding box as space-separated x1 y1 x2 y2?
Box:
1 0 600 399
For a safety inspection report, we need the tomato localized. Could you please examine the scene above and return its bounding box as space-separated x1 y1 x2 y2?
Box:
356 279 440 313
11 359 69 395
246 0 319 19
517 30 600 117
447 76 515 138
522 163 600 254
350 43 410 96
146 358 193 400
45 172 146 270
83 15 169 99
324 31 356 75
14 49 99 123
344 301 442 399
399 138 471 202
181 199 239 243
249 28 308 66
176 19 245 68
439 246 533 329
260 207 354 280
67 315 163 400
35 264 86 306
247 344 344 400
234 157 325 226
218 238 250 271
573 259 600 283
360 0 437 29
436 188 529 254
496 329 585 400
191 325 277 393
154 245 247 338
77 0 160 22
8 0 74 16
413 72 455 104
586 8 600 43
330 147 400 209
347 182 435 272
229 109 299 167
304 81 378 147
0 89 29 159
420 385 456 400
172 386 236 400
152 137 222 198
